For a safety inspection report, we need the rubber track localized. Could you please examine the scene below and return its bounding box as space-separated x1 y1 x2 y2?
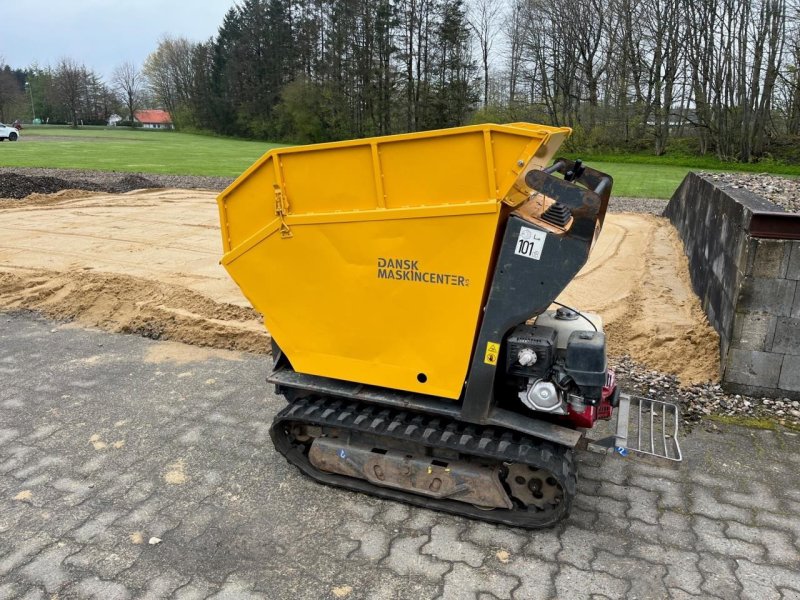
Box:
270 396 578 529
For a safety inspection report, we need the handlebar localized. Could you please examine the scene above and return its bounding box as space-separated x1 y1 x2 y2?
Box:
524 158 613 242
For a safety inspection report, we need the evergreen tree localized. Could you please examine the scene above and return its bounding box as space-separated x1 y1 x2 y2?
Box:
186 0 479 140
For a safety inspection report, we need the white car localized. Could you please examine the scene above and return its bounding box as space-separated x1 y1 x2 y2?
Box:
0 123 20 141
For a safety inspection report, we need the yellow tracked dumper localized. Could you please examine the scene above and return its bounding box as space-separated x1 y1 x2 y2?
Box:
218 123 681 528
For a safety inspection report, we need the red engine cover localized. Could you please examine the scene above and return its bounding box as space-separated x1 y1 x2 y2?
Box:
565 370 616 429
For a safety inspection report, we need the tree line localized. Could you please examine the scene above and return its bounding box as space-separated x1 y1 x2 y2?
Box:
2 0 800 163
497 0 799 162
182 0 478 142
0 58 146 128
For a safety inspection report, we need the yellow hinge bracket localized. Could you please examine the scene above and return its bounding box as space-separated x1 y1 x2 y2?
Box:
273 184 293 238
502 136 550 207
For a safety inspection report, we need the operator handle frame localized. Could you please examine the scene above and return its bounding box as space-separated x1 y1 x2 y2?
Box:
524 158 613 242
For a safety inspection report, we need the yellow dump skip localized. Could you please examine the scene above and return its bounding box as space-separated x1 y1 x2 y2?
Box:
218 123 570 399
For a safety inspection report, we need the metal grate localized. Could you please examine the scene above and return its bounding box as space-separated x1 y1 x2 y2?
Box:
614 394 682 461
586 393 682 462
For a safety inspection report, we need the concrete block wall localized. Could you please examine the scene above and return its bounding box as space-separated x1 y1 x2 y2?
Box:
665 173 800 399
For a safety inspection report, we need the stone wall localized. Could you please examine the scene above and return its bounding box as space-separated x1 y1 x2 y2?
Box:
665 173 800 399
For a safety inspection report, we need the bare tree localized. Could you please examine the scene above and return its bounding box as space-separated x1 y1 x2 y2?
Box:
787 13 800 133
744 0 786 161
504 0 525 104
143 36 196 125
468 0 503 106
112 61 143 127
637 0 684 155
683 0 787 160
519 0 584 127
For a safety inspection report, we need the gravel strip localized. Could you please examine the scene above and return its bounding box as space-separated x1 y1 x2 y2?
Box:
612 355 800 429
699 171 800 213
608 196 667 215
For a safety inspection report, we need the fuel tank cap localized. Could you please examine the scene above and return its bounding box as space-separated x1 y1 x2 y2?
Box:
555 307 578 320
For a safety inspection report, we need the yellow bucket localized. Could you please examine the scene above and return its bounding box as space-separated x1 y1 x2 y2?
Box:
218 123 571 399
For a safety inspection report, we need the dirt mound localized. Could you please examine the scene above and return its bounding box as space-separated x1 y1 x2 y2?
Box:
0 188 243 303
0 188 267 352
0 172 163 200
110 174 163 193
0 173 105 199
0 269 270 353
8 189 99 205
0 167 234 193
557 214 719 385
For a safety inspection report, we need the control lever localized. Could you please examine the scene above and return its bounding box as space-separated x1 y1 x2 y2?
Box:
564 159 585 182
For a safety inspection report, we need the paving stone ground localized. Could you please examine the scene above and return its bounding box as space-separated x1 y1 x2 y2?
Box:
1 312 799 600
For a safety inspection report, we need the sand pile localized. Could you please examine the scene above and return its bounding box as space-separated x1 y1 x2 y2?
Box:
0 188 269 353
0 269 268 353
10 189 101 205
557 213 719 385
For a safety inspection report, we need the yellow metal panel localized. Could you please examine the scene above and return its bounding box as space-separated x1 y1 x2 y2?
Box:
217 123 571 399
220 154 278 249
380 131 491 207
223 206 501 399
280 145 378 214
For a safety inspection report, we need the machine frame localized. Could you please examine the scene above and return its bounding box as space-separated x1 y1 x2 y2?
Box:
270 158 612 450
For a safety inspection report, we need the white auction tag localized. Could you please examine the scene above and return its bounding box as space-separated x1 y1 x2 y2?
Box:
515 226 546 260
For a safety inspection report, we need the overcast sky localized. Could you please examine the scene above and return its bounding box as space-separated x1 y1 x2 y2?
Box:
2 0 236 78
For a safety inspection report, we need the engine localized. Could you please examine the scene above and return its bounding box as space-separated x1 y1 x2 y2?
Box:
504 307 618 428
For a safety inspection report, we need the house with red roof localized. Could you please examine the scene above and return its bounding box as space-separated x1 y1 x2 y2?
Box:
134 109 174 130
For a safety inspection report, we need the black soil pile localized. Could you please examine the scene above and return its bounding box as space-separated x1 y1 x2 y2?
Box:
110 174 164 193
0 172 163 199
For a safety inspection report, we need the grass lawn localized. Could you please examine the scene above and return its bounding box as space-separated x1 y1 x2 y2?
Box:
578 152 800 198
3 126 797 197
3 126 281 177
579 162 694 198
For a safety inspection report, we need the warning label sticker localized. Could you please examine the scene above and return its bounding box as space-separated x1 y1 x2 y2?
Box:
515 227 546 261
484 341 500 366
